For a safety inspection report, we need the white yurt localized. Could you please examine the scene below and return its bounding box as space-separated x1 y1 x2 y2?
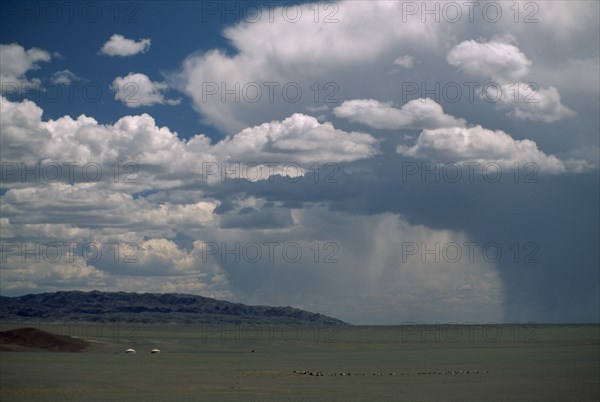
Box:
125 348 136 354
151 349 161 354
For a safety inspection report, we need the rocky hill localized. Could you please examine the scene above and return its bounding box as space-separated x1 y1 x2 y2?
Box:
0 327 89 352
0 291 348 325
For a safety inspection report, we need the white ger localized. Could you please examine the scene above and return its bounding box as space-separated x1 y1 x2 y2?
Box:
125 348 136 354
151 349 161 354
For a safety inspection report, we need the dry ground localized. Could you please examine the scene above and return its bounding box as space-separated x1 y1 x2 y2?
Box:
1 324 598 401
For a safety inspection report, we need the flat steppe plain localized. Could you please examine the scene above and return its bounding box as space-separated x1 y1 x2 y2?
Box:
1 323 598 401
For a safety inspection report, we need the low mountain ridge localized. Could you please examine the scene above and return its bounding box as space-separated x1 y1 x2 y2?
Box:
0 291 348 325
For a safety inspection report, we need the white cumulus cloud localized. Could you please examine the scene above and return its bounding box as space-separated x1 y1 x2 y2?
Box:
0 43 51 92
0 97 379 187
447 37 532 82
50 69 82 85
397 125 591 173
333 98 465 130
447 37 575 122
99 34 151 57
489 82 576 123
111 73 181 108
214 113 379 164
172 1 441 133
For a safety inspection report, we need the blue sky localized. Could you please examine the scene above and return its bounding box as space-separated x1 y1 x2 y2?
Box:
1 0 599 324
0 1 229 139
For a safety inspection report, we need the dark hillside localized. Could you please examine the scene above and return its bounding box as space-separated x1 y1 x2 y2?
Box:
0 291 348 325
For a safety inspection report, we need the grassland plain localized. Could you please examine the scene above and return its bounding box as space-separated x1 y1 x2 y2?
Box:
1 323 598 401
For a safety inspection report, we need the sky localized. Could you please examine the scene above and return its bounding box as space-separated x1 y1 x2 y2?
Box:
0 0 598 324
